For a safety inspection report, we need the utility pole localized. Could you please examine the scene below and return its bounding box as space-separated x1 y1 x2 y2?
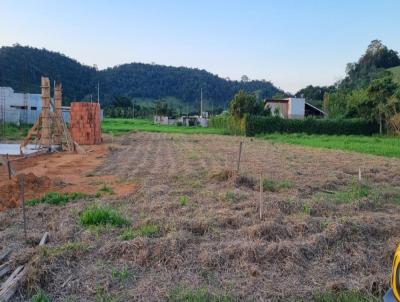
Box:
132 100 135 118
200 88 203 117
97 82 100 104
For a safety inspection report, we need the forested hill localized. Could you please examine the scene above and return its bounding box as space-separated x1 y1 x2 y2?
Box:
0 45 96 102
0 45 282 107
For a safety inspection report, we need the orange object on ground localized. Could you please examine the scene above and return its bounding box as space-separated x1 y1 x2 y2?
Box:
70 102 102 145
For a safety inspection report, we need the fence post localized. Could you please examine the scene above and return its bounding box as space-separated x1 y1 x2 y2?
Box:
236 141 243 173
6 154 11 179
19 176 27 241
259 173 263 220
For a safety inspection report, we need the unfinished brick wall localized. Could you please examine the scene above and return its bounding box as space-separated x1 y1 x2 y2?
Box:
70 102 102 145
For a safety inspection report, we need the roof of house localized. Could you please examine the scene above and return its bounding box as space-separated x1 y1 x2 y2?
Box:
264 98 290 103
305 102 326 115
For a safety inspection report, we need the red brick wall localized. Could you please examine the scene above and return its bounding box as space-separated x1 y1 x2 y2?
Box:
70 102 102 145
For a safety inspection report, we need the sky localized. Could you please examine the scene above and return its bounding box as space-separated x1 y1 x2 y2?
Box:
1 0 400 93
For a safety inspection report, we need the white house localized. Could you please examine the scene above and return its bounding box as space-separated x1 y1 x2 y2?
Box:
264 98 325 119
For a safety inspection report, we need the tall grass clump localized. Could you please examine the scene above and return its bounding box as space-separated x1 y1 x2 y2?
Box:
79 205 128 227
209 114 245 135
26 192 88 206
262 178 292 192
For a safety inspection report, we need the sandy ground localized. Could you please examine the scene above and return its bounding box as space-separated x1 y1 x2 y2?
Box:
1 132 400 301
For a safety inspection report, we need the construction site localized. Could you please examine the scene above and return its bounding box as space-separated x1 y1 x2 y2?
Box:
0 79 399 301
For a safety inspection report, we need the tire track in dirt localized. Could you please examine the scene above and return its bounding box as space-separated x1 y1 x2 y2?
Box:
131 134 158 179
165 136 179 179
148 134 166 182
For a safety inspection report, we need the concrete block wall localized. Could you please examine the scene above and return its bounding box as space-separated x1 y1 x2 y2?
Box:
70 102 102 145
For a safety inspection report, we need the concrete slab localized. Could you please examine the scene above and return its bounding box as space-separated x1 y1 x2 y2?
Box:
0 144 40 155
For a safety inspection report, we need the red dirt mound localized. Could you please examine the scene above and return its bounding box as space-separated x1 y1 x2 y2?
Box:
0 172 51 210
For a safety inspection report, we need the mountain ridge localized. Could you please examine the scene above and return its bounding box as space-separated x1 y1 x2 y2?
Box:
0 44 283 108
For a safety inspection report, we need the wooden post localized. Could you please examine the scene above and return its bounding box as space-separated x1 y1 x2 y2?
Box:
6 154 11 180
236 141 243 173
358 167 362 182
19 176 27 241
259 173 263 220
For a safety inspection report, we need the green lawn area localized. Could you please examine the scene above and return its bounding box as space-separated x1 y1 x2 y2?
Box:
101 118 227 136
1 123 30 140
257 133 400 158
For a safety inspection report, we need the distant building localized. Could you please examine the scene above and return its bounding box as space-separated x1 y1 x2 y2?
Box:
154 115 208 127
0 86 71 125
0 86 103 125
154 115 177 125
264 98 325 119
181 116 208 127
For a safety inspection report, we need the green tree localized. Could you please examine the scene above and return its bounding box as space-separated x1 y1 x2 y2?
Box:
341 40 400 90
155 101 169 116
229 90 260 119
295 85 336 101
111 96 132 108
366 76 398 134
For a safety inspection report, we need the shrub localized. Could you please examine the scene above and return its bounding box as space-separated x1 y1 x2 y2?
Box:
210 114 378 136
246 116 378 136
209 114 245 135
245 116 378 136
79 205 128 227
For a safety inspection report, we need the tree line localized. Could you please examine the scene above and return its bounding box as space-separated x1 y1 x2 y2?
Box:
0 45 282 108
295 40 400 134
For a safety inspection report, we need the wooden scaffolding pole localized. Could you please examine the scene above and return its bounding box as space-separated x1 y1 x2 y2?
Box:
40 77 51 147
53 83 62 146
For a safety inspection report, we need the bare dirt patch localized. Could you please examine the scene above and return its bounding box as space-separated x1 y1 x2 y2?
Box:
0 142 140 211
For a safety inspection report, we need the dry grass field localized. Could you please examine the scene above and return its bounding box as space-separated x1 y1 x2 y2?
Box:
2 132 400 301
